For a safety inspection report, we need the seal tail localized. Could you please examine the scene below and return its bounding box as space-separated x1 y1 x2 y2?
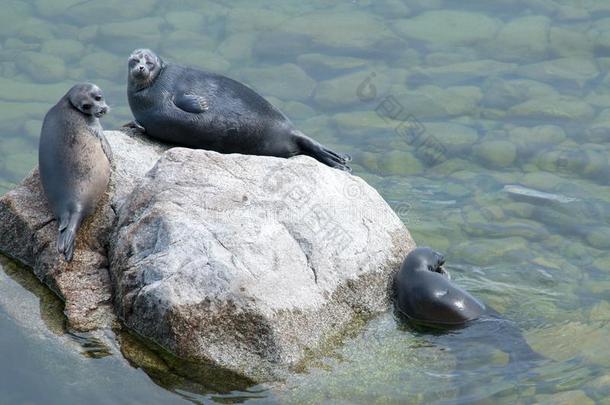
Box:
294 131 352 172
57 212 81 262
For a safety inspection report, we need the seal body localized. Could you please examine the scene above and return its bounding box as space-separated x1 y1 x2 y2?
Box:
125 49 350 170
395 247 485 325
394 247 543 365
39 83 111 262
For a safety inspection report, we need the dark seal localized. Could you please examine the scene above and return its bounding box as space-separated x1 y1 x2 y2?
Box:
395 247 485 325
124 49 350 171
39 83 112 262
394 247 543 365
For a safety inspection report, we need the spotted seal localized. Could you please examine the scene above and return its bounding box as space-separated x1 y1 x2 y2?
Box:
124 49 350 171
39 83 111 261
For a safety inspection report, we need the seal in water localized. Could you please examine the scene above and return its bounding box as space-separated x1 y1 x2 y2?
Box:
395 247 485 325
39 83 112 262
124 49 350 171
394 247 543 365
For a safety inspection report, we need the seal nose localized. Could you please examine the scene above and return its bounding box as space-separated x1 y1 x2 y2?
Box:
138 65 145 72
100 106 108 114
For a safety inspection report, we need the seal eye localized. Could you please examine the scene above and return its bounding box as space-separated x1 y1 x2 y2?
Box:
94 96 102 101
146 61 154 67
82 104 91 110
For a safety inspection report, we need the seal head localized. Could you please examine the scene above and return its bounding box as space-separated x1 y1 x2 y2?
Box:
128 48 163 91
394 247 485 326
67 83 109 118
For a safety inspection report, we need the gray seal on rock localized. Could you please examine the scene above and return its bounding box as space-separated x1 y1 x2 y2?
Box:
124 48 351 171
38 83 112 262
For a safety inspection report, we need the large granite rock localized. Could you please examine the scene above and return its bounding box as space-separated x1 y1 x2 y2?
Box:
0 130 414 381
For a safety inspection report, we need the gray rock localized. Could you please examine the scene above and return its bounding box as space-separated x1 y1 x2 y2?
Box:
507 96 595 122
164 48 230 73
516 58 599 89
217 33 255 63
254 11 404 58
409 60 517 86
110 147 413 381
549 27 594 59
482 77 557 109
314 70 394 110
493 16 550 62
164 11 204 32
98 17 164 53
0 1 32 37
80 51 125 81
41 39 85 62
16 52 67 84
63 0 159 25
390 85 483 120
393 10 500 47
237 63 316 101
297 53 368 78
0 130 413 382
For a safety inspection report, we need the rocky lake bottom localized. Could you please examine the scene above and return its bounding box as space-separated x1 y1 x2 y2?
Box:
2 0 610 403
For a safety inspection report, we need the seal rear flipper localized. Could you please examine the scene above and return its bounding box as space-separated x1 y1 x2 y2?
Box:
173 93 209 114
57 213 81 262
295 134 351 171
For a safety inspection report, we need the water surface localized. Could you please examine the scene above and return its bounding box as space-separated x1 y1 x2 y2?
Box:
1 0 610 403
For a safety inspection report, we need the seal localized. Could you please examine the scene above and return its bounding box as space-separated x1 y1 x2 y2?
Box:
124 49 351 171
38 83 112 262
394 247 543 366
394 247 485 325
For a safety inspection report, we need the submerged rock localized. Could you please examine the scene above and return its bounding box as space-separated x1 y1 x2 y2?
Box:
254 11 403 58
16 52 67 84
516 58 599 89
393 10 500 47
98 17 164 53
0 130 413 381
408 60 517 86
482 78 557 109
238 63 316 101
41 39 85 63
503 185 578 204
473 140 517 168
297 53 368 78
493 16 550 62
507 96 595 122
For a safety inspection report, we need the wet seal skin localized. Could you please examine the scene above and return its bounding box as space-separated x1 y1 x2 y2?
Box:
395 247 485 325
124 48 351 171
394 247 544 367
39 83 112 262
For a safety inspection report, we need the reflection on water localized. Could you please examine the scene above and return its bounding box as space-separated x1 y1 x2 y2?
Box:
1 0 610 403
0 256 276 404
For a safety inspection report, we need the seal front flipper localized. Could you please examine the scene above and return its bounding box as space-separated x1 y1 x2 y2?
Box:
173 93 210 114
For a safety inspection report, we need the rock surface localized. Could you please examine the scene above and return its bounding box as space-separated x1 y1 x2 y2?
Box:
0 130 414 381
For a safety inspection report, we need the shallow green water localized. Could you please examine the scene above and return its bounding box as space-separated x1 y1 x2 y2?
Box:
1 0 610 403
